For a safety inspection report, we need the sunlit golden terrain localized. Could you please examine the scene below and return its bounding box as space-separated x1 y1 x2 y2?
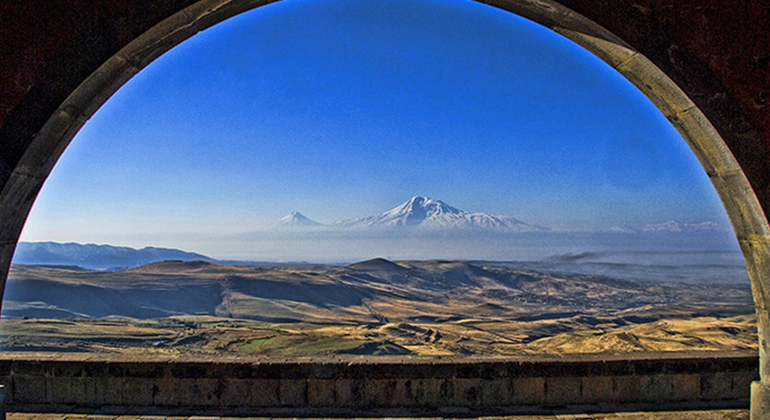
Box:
0 260 756 356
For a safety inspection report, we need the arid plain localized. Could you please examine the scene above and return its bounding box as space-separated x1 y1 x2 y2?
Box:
0 258 756 357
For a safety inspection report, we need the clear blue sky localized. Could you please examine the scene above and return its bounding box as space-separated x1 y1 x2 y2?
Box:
19 0 731 257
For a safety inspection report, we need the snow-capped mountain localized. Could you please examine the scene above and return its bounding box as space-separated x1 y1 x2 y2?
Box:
333 196 546 232
263 211 322 229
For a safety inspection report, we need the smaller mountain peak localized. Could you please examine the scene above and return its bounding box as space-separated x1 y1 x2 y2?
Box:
282 211 312 221
264 211 323 229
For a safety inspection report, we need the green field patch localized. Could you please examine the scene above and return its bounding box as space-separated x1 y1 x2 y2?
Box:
239 333 365 356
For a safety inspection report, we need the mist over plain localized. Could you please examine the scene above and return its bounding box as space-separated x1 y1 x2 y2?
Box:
229 229 747 284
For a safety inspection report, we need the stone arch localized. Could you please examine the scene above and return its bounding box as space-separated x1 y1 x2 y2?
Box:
0 0 769 416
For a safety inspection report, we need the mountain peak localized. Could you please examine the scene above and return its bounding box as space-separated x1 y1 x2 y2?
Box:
332 196 545 232
264 211 322 229
406 195 429 205
259 196 547 233
382 196 462 226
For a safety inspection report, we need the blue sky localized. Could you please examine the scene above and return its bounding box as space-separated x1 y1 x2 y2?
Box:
19 0 732 258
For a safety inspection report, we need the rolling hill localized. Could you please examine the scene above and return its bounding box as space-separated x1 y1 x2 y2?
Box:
0 259 756 356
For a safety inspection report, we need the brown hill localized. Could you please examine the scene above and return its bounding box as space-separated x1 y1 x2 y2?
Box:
1 259 756 356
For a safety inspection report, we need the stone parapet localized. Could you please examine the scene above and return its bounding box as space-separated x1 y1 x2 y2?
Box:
0 351 758 415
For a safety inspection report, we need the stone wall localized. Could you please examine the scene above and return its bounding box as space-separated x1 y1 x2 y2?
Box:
0 352 758 416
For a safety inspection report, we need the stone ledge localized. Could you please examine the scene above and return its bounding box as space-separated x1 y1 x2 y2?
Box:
0 351 758 415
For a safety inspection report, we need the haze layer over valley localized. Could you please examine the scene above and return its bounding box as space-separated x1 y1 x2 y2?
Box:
8 196 752 356
13 196 748 284
224 196 745 275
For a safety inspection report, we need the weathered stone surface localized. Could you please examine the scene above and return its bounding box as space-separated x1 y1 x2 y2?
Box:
580 375 613 404
13 376 45 404
481 378 513 406
545 375 580 406
249 379 279 407
0 354 759 414
307 378 335 407
278 379 307 407
512 376 545 406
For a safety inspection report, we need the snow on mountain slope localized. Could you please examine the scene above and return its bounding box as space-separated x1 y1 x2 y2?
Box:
263 211 322 229
333 196 547 232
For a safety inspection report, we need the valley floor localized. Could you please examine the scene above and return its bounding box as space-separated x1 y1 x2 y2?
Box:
0 260 757 356
0 313 757 356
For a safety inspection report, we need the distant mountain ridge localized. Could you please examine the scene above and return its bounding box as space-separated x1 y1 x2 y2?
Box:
264 196 547 232
610 220 728 233
12 242 214 271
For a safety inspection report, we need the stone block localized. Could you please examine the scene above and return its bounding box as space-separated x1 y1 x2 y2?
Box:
639 374 665 402
166 377 190 406
279 379 306 407
670 374 701 401
335 379 363 408
752 381 770 420
413 378 445 408
14 376 46 403
149 377 177 406
485 0 570 30
307 378 335 407
615 53 695 118
89 376 108 406
545 376 580 406
219 379 251 408
392 379 418 407
555 28 636 69
121 377 154 406
481 378 513 407
453 378 482 407
249 379 279 407
732 368 759 399
512 376 545 405
184 378 220 407
702 372 733 400
103 377 124 405
580 375 613 404
69 377 97 405
613 375 644 403
46 376 71 404
366 379 399 407
669 106 744 179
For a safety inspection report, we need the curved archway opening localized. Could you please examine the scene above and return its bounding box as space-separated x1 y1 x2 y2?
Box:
2 0 755 355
